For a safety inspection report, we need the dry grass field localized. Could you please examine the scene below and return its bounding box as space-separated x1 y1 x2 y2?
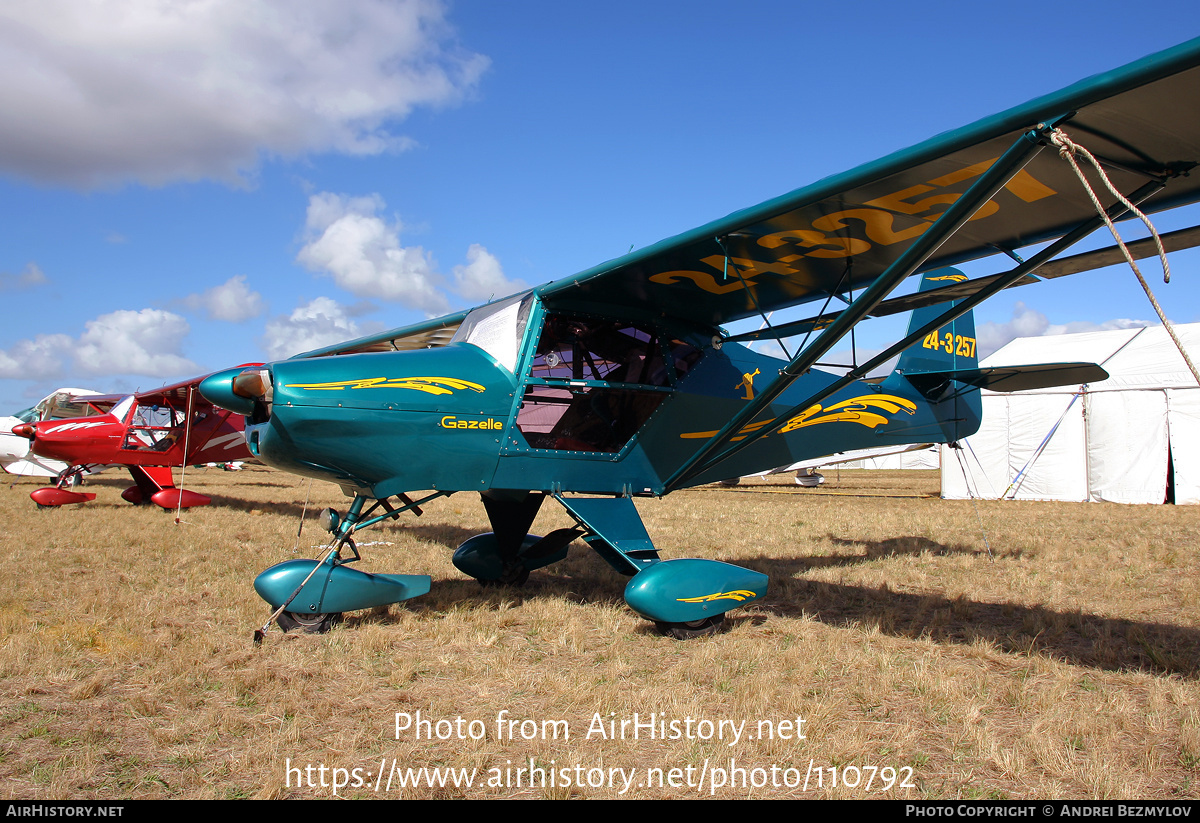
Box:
2 465 1199 799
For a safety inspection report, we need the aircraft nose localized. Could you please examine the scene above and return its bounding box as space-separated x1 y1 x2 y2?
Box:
199 366 268 417
11 423 34 439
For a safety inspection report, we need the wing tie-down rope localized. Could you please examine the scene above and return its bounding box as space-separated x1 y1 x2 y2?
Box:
1049 128 1200 387
174 386 195 525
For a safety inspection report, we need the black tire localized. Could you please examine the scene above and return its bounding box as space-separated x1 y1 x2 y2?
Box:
275 610 343 634
655 614 726 640
479 560 530 588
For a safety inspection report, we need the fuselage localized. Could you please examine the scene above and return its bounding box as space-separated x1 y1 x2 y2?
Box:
22 395 251 468
204 292 980 499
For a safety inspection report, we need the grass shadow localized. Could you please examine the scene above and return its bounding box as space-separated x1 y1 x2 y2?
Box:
758 568 1200 677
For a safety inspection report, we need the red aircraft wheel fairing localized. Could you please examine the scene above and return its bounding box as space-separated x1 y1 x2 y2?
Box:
150 488 212 509
30 488 96 507
121 486 145 505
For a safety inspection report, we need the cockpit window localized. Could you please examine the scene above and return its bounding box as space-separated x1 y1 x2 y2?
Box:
449 291 534 374
514 313 699 453
530 317 670 386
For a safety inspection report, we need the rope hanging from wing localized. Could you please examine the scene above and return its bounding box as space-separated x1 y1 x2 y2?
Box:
174 385 195 525
1049 128 1200 387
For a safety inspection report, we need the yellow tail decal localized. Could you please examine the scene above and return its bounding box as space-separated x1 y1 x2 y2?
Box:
680 394 917 440
778 394 916 433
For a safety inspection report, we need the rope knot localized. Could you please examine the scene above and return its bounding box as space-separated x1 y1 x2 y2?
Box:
1050 128 1196 386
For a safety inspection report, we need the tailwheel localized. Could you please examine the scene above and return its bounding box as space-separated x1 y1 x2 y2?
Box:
275 610 343 634
655 614 726 640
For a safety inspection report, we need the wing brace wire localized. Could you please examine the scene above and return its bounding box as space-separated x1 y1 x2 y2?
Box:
723 224 1200 345
671 175 1165 489
717 235 793 360
666 126 1167 491
664 126 1051 490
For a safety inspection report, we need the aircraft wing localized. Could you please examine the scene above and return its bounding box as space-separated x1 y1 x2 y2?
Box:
290 312 470 359
727 225 1200 343
533 38 1200 328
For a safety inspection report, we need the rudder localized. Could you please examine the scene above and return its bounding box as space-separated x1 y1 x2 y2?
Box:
896 267 978 377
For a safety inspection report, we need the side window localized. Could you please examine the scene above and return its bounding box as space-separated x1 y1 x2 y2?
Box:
667 338 702 381
515 315 695 453
123 405 185 451
529 317 669 386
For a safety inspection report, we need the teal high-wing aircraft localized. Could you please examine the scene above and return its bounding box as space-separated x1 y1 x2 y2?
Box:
203 38 1200 639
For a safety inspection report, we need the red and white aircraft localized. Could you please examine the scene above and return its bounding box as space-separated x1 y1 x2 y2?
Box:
12 371 257 509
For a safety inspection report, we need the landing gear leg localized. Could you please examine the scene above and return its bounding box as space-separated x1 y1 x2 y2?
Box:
475 491 545 587
252 494 435 642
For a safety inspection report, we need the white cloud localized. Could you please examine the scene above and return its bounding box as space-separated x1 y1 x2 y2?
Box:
184 275 265 322
452 243 526 301
0 263 48 291
0 334 73 379
75 309 197 376
977 302 1155 358
296 192 527 312
0 0 488 187
296 192 449 313
262 297 367 360
0 309 196 380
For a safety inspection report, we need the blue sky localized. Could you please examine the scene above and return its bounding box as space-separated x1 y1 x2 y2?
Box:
0 0 1197 411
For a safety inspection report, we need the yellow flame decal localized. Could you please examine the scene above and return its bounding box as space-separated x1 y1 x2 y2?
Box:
778 394 916 433
284 376 486 396
676 590 758 604
679 394 917 440
927 273 969 283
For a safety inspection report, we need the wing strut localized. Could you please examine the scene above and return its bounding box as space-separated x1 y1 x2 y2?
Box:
669 176 1165 489
665 131 1170 490
663 125 1051 490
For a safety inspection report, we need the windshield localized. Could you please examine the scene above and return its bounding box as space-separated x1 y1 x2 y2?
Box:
109 396 135 423
449 291 534 374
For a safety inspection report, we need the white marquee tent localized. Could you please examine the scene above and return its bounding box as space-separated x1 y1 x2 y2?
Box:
838 446 940 470
940 323 1200 504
